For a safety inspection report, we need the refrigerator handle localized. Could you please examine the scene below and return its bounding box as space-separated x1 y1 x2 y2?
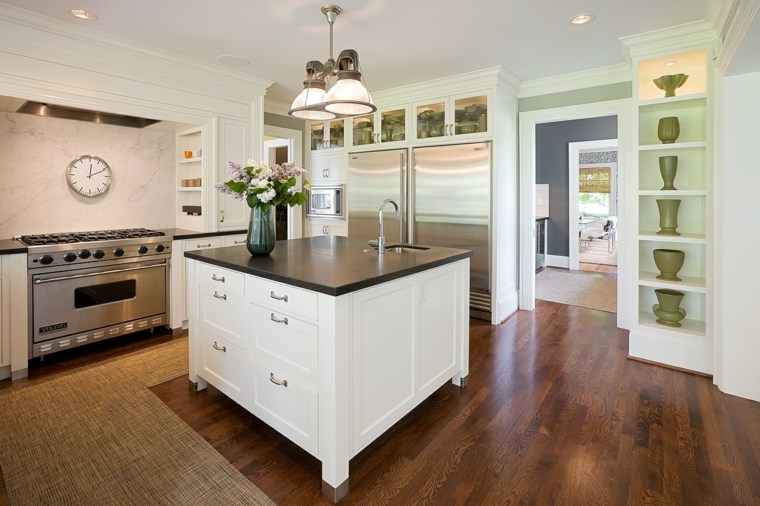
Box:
400 151 407 244
407 151 415 244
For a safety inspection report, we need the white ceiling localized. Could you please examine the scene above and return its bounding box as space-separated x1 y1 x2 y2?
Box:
0 0 754 105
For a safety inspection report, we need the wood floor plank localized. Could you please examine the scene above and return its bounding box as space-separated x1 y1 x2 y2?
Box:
4 301 760 504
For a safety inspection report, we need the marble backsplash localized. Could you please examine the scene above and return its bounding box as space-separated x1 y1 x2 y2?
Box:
0 111 175 238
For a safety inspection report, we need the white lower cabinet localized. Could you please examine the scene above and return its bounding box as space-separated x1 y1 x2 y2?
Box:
222 234 247 247
246 358 319 456
308 221 348 237
198 332 245 404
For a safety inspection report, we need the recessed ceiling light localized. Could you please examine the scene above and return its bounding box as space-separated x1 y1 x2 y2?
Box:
665 60 678 67
569 13 595 25
69 9 98 21
216 55 251 67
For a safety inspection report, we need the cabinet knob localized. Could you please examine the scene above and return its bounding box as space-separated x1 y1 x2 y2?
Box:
211 274 225 282
197 243 212 249
213 291 227 300
269 372 288 388
212 341 226 352
322 225 329 235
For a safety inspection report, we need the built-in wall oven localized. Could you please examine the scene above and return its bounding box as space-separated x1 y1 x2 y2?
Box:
19 229 172 358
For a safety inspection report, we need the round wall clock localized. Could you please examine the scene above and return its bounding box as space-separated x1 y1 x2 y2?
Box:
66 155 112 197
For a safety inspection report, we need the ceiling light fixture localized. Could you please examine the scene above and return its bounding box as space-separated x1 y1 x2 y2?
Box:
69 9 98 21
569 13 594 25
288 4 375 120
665 60 678 67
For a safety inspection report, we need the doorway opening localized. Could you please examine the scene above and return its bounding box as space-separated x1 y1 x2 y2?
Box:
568 139 619 272
263 125 303 239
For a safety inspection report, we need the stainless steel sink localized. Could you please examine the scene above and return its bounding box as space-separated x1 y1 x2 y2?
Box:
362 243 431 253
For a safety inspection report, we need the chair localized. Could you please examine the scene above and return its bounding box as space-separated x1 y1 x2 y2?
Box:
584 216 617 253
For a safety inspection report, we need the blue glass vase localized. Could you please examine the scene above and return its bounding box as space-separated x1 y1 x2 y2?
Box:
246 206 275 256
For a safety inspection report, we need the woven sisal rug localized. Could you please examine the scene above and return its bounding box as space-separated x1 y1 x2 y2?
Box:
536 268 617 313
0 338 275 505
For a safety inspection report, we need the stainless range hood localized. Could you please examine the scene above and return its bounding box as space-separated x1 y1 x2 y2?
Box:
16 101 160 128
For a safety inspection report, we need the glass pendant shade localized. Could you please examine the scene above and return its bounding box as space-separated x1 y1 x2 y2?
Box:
324 74 374 115
289 80 335 120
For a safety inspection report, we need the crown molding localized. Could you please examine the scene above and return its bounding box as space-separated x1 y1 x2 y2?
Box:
715 0 760 74
517 63 631 99
0 4 273 103
264 99 293 117
621 20 720 60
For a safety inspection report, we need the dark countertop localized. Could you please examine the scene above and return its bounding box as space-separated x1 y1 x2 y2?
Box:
185 236 473 296
0 238 26 255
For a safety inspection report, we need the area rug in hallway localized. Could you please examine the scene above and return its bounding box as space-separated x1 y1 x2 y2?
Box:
536 268 617 313
0 338 274 506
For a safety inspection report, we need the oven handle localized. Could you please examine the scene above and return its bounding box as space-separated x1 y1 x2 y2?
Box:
33 263 165 284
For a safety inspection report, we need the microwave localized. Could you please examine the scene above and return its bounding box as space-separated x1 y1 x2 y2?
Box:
307 184 344 218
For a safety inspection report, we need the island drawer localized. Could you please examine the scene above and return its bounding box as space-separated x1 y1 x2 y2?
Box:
199 333 244 405
197 262 245 296
249 302 319 385
198 284 248 350
246 277 318 321
245 358 319 457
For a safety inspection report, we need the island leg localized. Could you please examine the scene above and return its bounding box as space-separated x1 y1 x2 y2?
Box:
451 258 470 388
318 294 352 502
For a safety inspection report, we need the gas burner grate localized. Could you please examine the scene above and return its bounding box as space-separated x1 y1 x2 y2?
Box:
19 228 164 246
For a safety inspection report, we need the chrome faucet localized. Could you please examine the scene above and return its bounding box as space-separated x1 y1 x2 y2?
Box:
377 198 399 254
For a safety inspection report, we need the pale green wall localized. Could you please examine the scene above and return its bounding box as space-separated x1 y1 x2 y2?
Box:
518 82 631 112
264 112 306 136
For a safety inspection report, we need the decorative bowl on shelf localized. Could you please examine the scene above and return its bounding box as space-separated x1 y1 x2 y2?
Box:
653 73 689 98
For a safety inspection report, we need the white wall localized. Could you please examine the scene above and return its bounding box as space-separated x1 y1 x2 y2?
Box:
719 71 760 402
0 112 175 237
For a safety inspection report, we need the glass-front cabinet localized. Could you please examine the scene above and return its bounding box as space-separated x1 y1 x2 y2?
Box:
310 119 346 151
350 105 408 149
413 91 490 143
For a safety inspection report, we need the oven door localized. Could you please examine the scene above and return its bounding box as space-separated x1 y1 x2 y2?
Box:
31 258 167 343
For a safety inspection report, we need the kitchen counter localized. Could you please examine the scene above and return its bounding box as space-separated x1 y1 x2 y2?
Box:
160 228 246 240
0 238 26 255
184 235 472 296
186 235 471 501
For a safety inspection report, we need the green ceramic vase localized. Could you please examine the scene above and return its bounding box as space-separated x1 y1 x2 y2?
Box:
652 73 689 98
652 288 687 327
659 155 678 190
246 206 275 256
653 249 685 281
657 117 680 144
656 199 681 236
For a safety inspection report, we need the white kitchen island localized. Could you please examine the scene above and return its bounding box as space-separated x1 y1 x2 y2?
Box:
185 236 471 501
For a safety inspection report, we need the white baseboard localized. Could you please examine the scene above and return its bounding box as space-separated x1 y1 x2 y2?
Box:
546 255 569 269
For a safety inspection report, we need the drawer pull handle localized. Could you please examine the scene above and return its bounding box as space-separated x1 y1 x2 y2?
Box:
197 243 212 249
233 240 245 245
212 341 226 352
270 291 288 302
213 291 227 300
269 373 288 388
211 274 225 282
270 313 289 325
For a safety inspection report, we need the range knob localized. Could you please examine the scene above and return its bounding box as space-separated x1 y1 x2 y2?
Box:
39 254 54 265
155 244 166 253
137 245 149 254
113 247 125 257
78 249 91 259
63 252 77 262
93 249 105 259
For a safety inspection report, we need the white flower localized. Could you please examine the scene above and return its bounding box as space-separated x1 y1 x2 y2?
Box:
258 188 277 203
258 179 270 189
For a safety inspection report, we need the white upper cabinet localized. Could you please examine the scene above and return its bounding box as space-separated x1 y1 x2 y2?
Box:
412 91 491 144
349 103 410 150
309 118 347 152
216 117 251 231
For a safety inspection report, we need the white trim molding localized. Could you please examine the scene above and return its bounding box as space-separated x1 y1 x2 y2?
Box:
519 64 632 99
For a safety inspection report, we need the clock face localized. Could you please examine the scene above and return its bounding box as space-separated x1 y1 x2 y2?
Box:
66 155 112 197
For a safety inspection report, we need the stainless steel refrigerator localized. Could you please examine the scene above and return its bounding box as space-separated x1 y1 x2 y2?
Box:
348 142 491 316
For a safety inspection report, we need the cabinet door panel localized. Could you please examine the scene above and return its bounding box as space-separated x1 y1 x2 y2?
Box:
200 333 244 403
246 359 319 456
249 303 319 385
198 285 247 350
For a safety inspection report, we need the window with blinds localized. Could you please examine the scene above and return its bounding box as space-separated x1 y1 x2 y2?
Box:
579 167 611 193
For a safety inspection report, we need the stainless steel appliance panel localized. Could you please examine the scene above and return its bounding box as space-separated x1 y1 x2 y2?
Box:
348 149 408 243
31 258 167 343
411 143 491 292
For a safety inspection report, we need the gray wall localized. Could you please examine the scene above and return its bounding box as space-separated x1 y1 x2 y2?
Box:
536 116 618 257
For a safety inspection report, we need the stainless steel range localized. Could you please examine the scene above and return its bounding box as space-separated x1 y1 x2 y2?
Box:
19 228 172 358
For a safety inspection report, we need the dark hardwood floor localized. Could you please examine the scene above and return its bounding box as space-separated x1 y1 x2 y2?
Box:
3 302 760 504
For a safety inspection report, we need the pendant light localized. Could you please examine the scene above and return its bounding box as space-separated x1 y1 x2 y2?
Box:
288 5 376 119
